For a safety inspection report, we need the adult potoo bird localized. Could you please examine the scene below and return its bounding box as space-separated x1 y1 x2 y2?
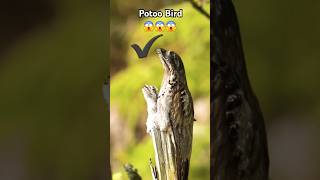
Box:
142 48 194 180
212 0 269 180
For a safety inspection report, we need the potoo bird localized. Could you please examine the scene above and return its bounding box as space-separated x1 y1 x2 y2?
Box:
142 48 194 180
212 0 269 180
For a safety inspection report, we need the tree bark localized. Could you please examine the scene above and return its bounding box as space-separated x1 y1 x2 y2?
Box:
212 0 269 180
143 49 194 180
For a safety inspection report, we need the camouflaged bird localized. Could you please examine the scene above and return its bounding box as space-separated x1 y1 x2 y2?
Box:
142 48 194 180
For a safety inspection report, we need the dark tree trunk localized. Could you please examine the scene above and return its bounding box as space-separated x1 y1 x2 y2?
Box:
211 0 269 180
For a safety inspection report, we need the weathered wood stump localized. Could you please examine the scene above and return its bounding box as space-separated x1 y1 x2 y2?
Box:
142 48 194 180
212 0 269 180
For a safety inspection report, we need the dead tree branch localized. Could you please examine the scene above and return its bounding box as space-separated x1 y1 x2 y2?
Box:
143 48 194 180
188 0 210 19
212 0 269 179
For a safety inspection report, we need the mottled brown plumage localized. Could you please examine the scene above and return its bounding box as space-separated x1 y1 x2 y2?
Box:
142 48 194 180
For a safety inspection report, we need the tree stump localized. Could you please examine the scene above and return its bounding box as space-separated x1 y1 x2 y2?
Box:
142 48 194 180
212 0 269 179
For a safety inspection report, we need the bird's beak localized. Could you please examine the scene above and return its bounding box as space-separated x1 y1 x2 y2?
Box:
156 48 170 72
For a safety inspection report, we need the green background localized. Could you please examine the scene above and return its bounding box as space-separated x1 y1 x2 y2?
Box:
0 0 108 179
110 1 210 179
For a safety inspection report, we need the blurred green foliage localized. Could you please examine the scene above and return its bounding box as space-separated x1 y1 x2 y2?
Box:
0 0 107 179
234 1 320 121
111 2 210 180
112 2 210 129
234 1 320 179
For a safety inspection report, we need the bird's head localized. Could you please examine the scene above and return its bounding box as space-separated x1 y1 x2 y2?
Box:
156 48 187 86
